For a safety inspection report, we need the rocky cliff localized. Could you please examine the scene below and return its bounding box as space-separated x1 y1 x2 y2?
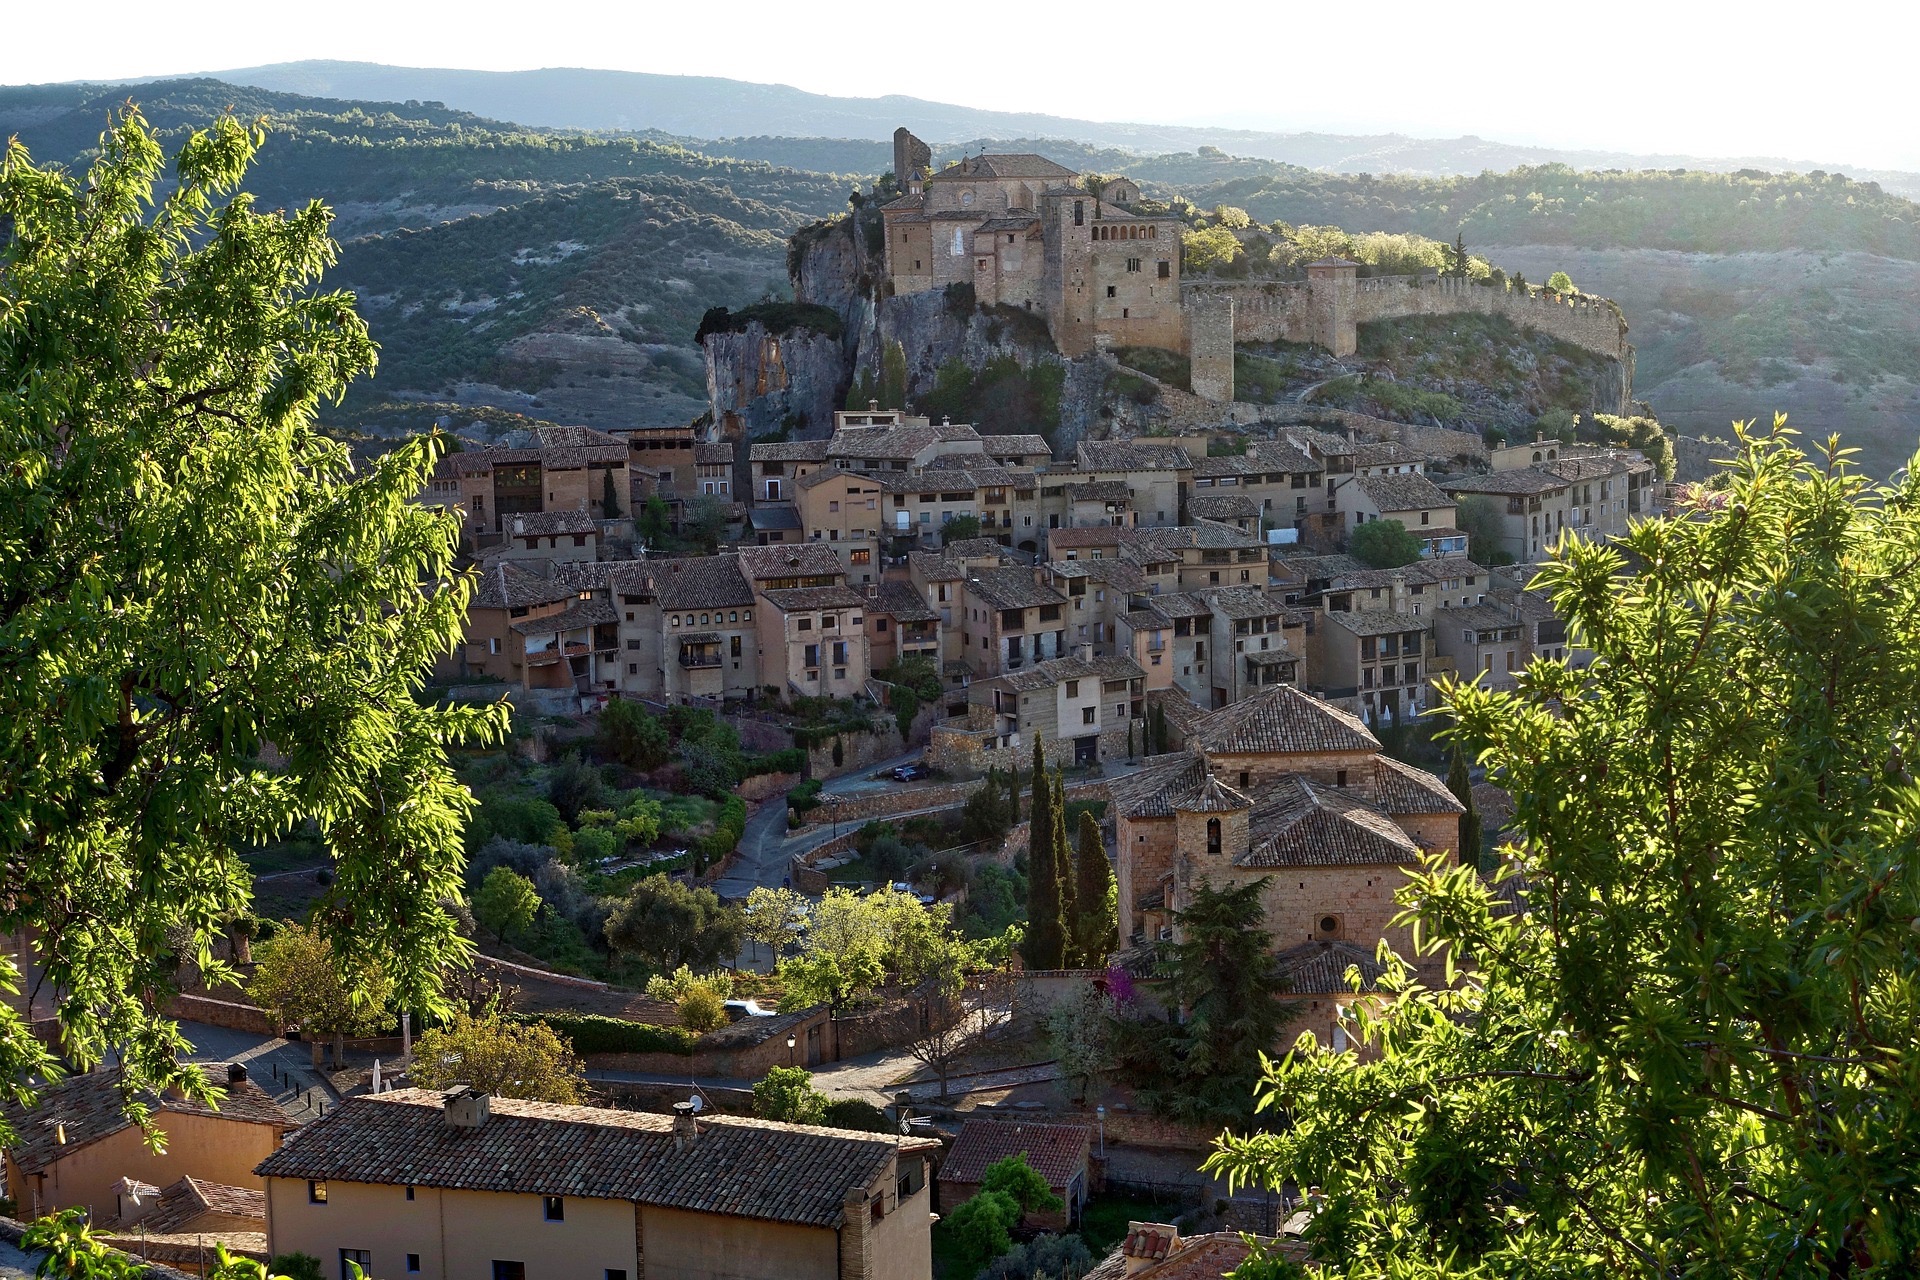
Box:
702 323 847 440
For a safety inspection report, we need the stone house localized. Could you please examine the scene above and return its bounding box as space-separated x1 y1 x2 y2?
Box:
255 1088 938 1280
1188 442 1324 535
957 567 1069 677
618 424 698 501
1041 557 1146 655
866 580 942 674
747 439 830 506
1310 606 1429 725
1107 683 1461 964
512 594 621 696
442 562 577 685
1129 522 1270 593
1441 468 1575 563
1333 472 1457 540
1072 441 1192 528
936 1120 1091 1231
1183 491 1260 533
972 650 1146 767
104 1175 270 1266
430 426 630 542
1540 452 1639 541
3 1064 295 1223
879 464 1040 553
1352 440 1426 477
499 510 601 565
608 555 762 703
692 441 735 500
1046 527 1125 561
793 469 887 586
1064 480 1135 530
1122 588 1304 710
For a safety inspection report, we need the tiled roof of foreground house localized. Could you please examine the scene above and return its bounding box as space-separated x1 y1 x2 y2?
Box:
505 509 599 537
3 1065 294 1177
1109 748 1459 825
938 1120 1088 1191
1356 472 1452 513
1083 1228 1307 1280
508 598 618 635
992 653 1144 693
471 562 576 611
140 1176 268 1233
646 555 756 610
256 1089 937 1230
1187 682 1379 756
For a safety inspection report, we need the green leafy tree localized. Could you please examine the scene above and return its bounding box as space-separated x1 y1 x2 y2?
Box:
683 495 729 553
676 983 726 1032
775 947 886 1015
638 495 671 547
1212 204 1253 230
473 867 540 942
0 107 500 1132
1182 225 1242 274
1593 412 1678 481
1071 810 1118 967
248 923 395 1068
1047 976 1117 1105
1536 406 1580 442
268 1256 324 1280
752 1065 828 1125
1050 771 1077 956
1545 269 1576 294
598 698 671 770
604 874 744 971
941 513 982 544
1453 493 1512 566
1023 741 1066 969
22 1210 145 1280
1348 518 1422 569
959 769 1012 846
1115 880 1290 1127
407 1010 584 1102
1208 425 1920 1277
981 1152 1065 1217
742 885 808 962
940 1190 1020 1271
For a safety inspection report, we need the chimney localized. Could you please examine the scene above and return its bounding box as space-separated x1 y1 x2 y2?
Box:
839 1186 874 1280
868 399 880 412
1074 642 1094 663
227 1062 248 1085
1121 1222 1179 1275
672 1101 698 1150
1389 571 1410 614
442 1087 490 1129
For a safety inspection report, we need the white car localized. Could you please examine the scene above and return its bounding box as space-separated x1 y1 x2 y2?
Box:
723 999 777 1020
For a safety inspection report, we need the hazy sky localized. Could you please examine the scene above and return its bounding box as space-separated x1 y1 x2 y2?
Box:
12 0 1918 170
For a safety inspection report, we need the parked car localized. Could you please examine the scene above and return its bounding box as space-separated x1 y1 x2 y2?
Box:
892 763 930 782
723 999 777 1022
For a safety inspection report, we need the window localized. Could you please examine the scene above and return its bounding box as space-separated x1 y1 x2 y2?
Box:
1106 285 1117 298
405 1186 415 1201
1083 707 1097 725
488 637 501 655
805 644 819 668
1073 200 1085 227
1206 818 1222 856
1157 260 1171 279
407 1258 420 1275
309 1181 328 1204
1336 769 1348 787
1126 257 1142 273
797 618 812 631
543 1196 564 1222
607 1272 628 1280
340 1251 371 1280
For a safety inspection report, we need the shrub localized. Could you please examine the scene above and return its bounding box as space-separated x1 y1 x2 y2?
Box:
270 1257 325 1280
473 866 541 942
940 1189 1020 1272
822 1098 898 1133
545 753 608 824
598 698 670 770
677 984 727 1032
512 1013 694 1056
752 1065 828 1125
571 825 620 863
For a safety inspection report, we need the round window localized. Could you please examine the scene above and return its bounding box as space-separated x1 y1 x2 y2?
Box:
1319 916 1340 935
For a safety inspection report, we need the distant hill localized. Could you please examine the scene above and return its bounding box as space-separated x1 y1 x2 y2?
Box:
171 61 1920 198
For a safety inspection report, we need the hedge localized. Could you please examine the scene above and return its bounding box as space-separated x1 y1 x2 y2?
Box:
514 1012 694 1056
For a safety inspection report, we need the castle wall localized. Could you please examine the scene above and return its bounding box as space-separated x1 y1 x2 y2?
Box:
1187 296 1236 402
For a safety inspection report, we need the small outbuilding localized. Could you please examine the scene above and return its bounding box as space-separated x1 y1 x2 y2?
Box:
936 1119 1091 1229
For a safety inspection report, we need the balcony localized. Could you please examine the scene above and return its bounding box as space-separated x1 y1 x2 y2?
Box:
678 652 723 668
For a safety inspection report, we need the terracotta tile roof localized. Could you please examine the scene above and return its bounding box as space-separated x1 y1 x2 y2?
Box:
1109 752 1207 819
1186 493 1260 521
1173 774 1252 814
505 510 599 537
1203 586 1284 620
1044 559 1147 593
1125 1224 1177 1262
1282 426 1357 458
874 581 939 623
508 598 616 636
1321 609 1427 637
737 543 843 582
1276 939 1390 994
1356 473 1452 514
1362 755 1465 815
535 426 626 450
1133 522 1261 552
1077 441 1192 472
1086 1232 1286 1280
472 562 576 611
828 425 944 460
908 549 965 582
1188 683 1378 756
937 1120 1089 1191
1540 454 1630 483
694 442 735 465
1273 552 1369 582
991 653 1144 693
652 555 755 610
928 154 1080 181
1189 454 1261 479
1355 441 1423 467
1049 527 1126 550
1248 441 1322 472
3 1066 294 1177
748 440 832 463
140 1177 267 1234
1066 480 1132 503
1242 778 1422 867
253 1089 915 1230
760 586 869 611
1136 592 1212 620
982 433 1053 458
964 567 1067 611
1442 469 1568 496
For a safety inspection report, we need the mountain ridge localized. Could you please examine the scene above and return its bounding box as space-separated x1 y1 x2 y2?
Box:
37 58 1920 197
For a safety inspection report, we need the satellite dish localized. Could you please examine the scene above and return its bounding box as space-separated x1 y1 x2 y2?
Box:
687 1095 704 1114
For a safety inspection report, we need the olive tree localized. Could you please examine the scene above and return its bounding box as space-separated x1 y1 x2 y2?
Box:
0 109 502 1133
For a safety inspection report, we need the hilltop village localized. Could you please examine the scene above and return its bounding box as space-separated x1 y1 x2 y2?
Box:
6 138 1671 1280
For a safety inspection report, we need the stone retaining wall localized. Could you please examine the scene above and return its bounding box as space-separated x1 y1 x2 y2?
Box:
165 993 279 1036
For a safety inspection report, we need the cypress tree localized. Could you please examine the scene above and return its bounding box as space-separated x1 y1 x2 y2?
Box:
1052 769 1076 962
1071 809 1118 968
1007 759 1021 825
1024 739 1065 968
1447 748 1485 872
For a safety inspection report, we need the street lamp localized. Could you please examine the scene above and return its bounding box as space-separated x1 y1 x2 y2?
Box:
787 1032 797 1067
1095 1105 1106 1157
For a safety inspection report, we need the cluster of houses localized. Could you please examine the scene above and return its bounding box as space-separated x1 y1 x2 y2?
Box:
424 407 1658 755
